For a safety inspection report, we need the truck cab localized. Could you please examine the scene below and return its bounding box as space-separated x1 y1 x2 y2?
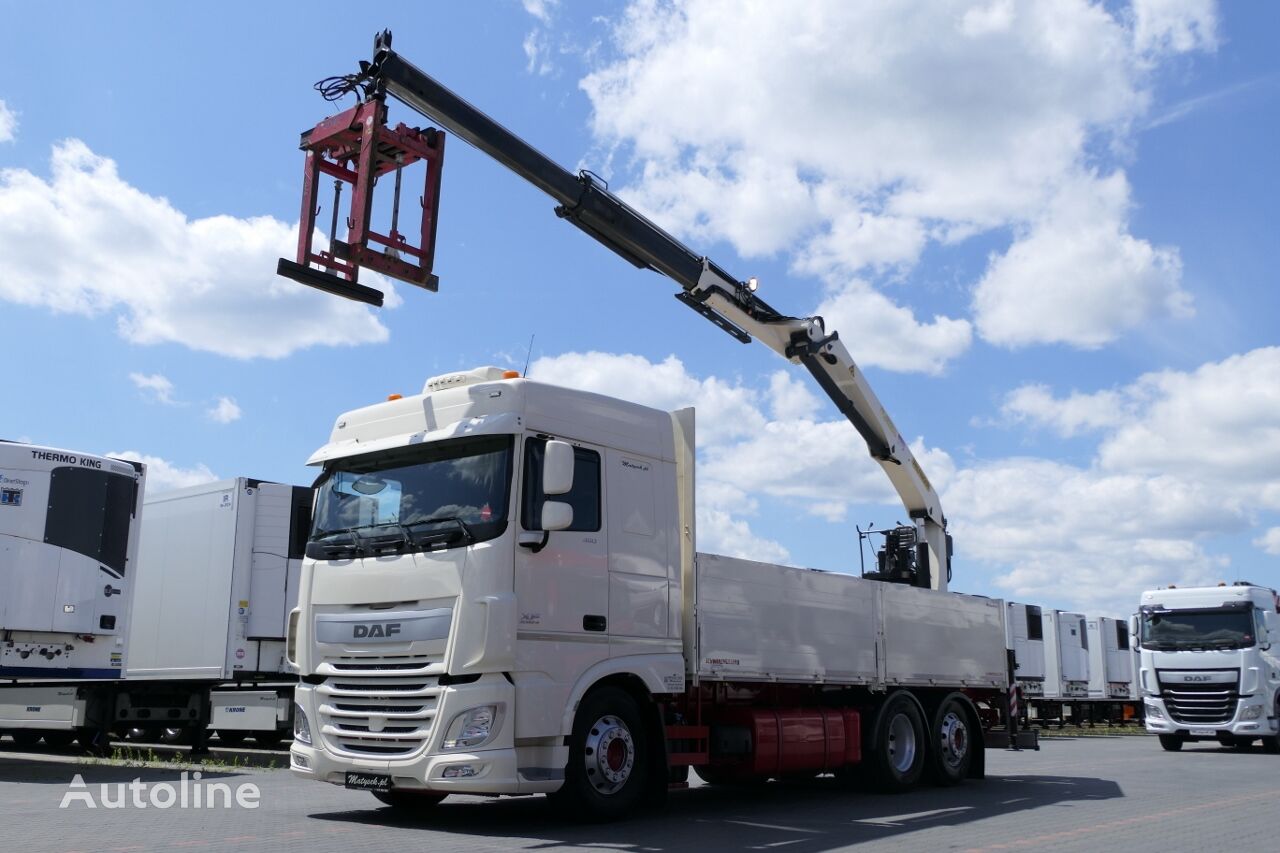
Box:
1137 584 1280 750
288 367 687 799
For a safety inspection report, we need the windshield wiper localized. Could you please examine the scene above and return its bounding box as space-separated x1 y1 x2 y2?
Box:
405 515 477 545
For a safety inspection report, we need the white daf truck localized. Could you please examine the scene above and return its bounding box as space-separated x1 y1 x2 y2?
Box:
1137 583 1280 751
279 34 1031 819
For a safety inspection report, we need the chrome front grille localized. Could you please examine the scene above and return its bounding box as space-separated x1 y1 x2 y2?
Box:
316 654 445 757
1159 671 1239 725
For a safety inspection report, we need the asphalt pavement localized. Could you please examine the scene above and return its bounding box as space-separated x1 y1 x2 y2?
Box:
0 735 1273 853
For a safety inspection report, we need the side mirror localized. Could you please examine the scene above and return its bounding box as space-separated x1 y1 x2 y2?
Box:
1264 611 1278 649
543 440 575 496
542 501 573 532
1129 615 1140 650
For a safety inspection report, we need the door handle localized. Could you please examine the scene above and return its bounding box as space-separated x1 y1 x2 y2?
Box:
583 614 607 632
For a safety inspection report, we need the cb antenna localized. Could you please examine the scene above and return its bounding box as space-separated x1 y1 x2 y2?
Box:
523 334 535 378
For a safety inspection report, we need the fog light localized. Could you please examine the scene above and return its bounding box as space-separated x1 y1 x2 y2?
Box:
442 704 499 750
294 703 312 745
1145 702 1164 719
1243 704 1264 720
292 753 310 769
442 764 478 779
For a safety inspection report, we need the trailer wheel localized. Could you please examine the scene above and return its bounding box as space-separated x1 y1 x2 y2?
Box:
371 790 447 812
867 692 927 792
215 730 247 746
556 686 650 821
1158 734 1184 751
929 694 973 786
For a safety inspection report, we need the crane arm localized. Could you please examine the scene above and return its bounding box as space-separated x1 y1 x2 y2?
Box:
301 31 950 590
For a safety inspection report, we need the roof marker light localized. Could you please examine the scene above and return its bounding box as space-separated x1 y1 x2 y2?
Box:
502 370 521 379
387 394 403 401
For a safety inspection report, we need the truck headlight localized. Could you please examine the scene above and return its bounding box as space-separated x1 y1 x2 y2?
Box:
1145 702 1164 719
442 705 499 750
293 703 312 745
1242 704 1264 721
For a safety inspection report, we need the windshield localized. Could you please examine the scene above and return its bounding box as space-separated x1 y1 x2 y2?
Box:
1140 608 1256 650
309 435 514 557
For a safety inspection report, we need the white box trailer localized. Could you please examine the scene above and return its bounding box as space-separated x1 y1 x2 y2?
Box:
1086 616 1134 700
1 476 311 750
0 441 145 680
1042 610 1089 699
1004 602 1047 699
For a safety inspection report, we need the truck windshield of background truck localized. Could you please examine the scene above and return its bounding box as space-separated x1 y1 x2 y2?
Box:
308 435 514 558
1140 607 1255 650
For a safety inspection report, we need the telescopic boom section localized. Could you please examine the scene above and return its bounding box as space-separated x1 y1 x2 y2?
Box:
280 31 949 591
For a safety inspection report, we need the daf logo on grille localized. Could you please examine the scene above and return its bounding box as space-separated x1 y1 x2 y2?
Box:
1182 675 1212 682
352 622 402 639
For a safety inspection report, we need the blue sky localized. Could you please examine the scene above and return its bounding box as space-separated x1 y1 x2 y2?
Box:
1 1 1277 615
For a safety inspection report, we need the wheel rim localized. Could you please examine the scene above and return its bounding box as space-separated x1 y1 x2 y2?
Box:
886 712 918 774
583 714 636 796
937 710 968 770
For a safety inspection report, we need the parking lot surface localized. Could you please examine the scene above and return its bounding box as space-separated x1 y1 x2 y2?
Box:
0 735 1273 853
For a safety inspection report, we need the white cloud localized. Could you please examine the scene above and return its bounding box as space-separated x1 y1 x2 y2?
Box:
815 281 973 375
999 384 1132 437
1256 528 1280 557
0 141 397 359
129 372 177 405
580 0 1216 364
0 100 16 143
108 451 218 494
207 396 242 424
945 458 1234 612
973 172 1190 348
1132 0 1218 55
1097 347 1280 503
521 0 558 23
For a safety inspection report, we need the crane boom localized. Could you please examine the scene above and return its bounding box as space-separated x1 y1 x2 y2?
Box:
283 30 949 591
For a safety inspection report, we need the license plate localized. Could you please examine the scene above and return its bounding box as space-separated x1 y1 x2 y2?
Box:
1189 728 1215 737
345 772 392 792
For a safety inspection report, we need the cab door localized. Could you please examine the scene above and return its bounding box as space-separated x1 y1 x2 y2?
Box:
513 436 608 640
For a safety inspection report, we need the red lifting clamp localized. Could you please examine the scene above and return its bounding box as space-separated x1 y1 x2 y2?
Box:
277 98 445 306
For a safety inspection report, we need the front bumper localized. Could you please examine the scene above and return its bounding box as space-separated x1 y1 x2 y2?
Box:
290 677 539 796
1143 697 1278 738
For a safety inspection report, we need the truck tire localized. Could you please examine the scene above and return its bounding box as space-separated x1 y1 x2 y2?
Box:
372 790 447 812
929 694 973 786
1158 734 1184 751
867 692 927 792
556 686 650 821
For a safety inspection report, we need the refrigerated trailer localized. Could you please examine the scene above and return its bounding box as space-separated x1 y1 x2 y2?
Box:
0 441 145 681
1 477 311 749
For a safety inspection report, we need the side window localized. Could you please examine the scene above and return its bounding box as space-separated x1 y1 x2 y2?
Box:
522 438 601 532
1025 605 1043 641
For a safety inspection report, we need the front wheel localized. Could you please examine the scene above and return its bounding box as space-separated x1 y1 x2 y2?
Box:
929 695 973 786
556 686 650 821
867 692 927 792
1158 734 1184 751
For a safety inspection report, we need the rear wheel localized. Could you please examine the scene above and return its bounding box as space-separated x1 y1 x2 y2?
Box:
929 694 973 786
556 686 650 821
867 692 927 792
371 790 447 813
1158 734 1184 751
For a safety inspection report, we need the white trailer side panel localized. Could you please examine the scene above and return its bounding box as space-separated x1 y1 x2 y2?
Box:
126 481 243 680
880 583 1007 688
693 553 1006 688
695 554 878 684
